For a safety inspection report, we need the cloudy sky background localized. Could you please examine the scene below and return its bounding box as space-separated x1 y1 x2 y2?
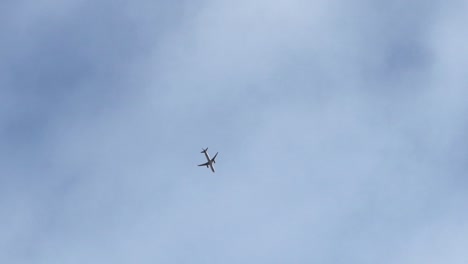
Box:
1 0 468 263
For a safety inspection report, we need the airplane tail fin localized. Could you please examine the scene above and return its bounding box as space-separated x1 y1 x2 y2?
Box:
201 147 208 153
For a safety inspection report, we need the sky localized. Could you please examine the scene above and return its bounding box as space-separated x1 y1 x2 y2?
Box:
1 0 468 263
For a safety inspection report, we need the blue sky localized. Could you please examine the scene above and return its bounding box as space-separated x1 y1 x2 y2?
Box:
1 0 468 263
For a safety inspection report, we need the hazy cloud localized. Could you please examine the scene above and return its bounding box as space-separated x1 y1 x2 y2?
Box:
1 0 467 263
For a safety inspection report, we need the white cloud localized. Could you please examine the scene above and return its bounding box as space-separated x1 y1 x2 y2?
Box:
1 0 467 263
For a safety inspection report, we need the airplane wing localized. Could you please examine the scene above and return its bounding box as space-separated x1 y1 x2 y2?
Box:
211 152 218 163
198 162 209 166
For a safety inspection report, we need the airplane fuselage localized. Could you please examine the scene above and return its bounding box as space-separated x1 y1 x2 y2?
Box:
203 151 211 163
203 152 215 172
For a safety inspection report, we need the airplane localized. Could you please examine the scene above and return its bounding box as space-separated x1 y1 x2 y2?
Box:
198 147 218 173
